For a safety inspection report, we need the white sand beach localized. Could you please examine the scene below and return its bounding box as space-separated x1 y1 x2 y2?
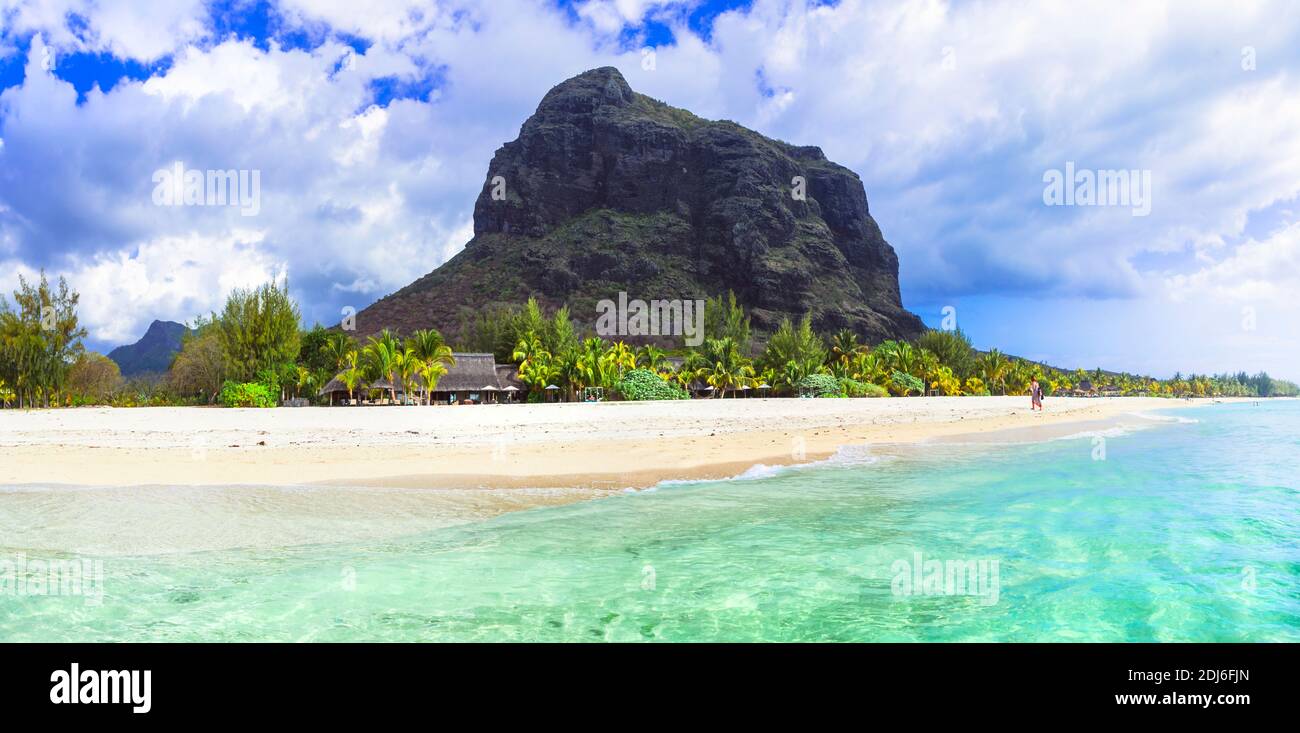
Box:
0 396 1228 493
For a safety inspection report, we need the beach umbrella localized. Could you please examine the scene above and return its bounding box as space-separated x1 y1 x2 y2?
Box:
757 383 771 389
503 386 519 391
544 385 560 390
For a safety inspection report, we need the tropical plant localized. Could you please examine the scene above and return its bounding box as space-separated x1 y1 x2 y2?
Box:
617 368 689 400
889 370 925 396
339 350 365 404
320 330 356 372
976 349 1011 395
693 337 755 397
395 347 422 404
418 360 449 405
929 365 962 396
838 377 888 397
797 373 842 398
759 314 826 391
362 336 401 403
828 329 861 377
915 328 976 378
218 380 276 408
636 344 670 374
874 340 918 377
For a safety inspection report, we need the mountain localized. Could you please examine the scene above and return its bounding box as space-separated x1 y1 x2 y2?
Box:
354 66 924 346
107 320 190 376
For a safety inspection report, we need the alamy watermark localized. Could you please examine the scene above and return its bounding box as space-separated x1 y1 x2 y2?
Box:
152 162 261 216
595 292 705 347
1 553 104 606
1043 162 1151 217
890 551 1000 606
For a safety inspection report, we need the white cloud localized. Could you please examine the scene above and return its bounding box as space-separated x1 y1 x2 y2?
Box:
0 0 1297 375
71 230 284 343
0 0 209 61
1167 222 1300 306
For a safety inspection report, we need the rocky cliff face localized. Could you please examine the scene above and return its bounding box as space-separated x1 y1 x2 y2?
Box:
355 67 923 345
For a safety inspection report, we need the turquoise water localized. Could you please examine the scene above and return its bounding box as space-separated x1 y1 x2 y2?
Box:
2 402 1297 641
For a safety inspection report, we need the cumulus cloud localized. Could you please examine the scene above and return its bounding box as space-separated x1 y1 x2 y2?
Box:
0 0 210 61
0 0 1296 376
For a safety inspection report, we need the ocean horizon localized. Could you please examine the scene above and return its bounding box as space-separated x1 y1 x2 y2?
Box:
2 401 1295 642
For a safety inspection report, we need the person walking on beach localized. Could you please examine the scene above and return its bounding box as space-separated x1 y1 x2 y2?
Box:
1030 377 1044 411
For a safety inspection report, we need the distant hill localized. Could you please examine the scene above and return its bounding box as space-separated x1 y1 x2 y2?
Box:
107 320 191 376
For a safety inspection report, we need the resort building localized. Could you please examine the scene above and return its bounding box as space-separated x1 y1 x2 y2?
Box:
317 353 519 405
428 353 508 405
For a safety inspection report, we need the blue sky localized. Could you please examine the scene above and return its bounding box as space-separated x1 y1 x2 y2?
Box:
1 0 1298 379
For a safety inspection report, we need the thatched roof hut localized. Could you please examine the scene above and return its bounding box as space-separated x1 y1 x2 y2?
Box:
495 364 523 391
319 376 366 396
432 353 503 394
369 377 399 392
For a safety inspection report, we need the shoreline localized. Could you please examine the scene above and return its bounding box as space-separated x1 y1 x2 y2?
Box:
0 397 1250 494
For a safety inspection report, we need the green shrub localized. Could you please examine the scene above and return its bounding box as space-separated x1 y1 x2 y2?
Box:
219 380 277 408
617 369 689 400
889 370 925 396
797 373 842 398
840 378 888 398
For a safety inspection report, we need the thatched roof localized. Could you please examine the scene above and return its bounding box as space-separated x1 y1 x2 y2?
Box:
319 376 366 395
495 364 523 390
432 353 502 392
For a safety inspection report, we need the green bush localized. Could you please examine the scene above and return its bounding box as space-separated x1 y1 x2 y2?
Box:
797 373 842 398
840 378 888 398
219 380 277 408
890 370 925 396
617 369 689 400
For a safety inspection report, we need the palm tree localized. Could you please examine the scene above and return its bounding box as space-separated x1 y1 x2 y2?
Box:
0 377 13 408
409 329 454 366
572 337 609 392
322 332 355 372
404 329 455 404
514 331 561 394
339 350 364 405
363 337 401 404
977 349 1011 395
875 340 918 377
850 350 886 385
637 344 669 374
395 346 422 405
291 365 309 400
829 329 860 376
606 340 636 377
695 337 754 397
418 360 448 405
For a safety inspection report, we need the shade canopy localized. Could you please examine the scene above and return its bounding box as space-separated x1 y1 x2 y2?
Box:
544 384 560 390
481 385 499 391
503 386 520 392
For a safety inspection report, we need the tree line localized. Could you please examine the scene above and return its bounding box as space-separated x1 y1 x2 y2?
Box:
3 275 1296 408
